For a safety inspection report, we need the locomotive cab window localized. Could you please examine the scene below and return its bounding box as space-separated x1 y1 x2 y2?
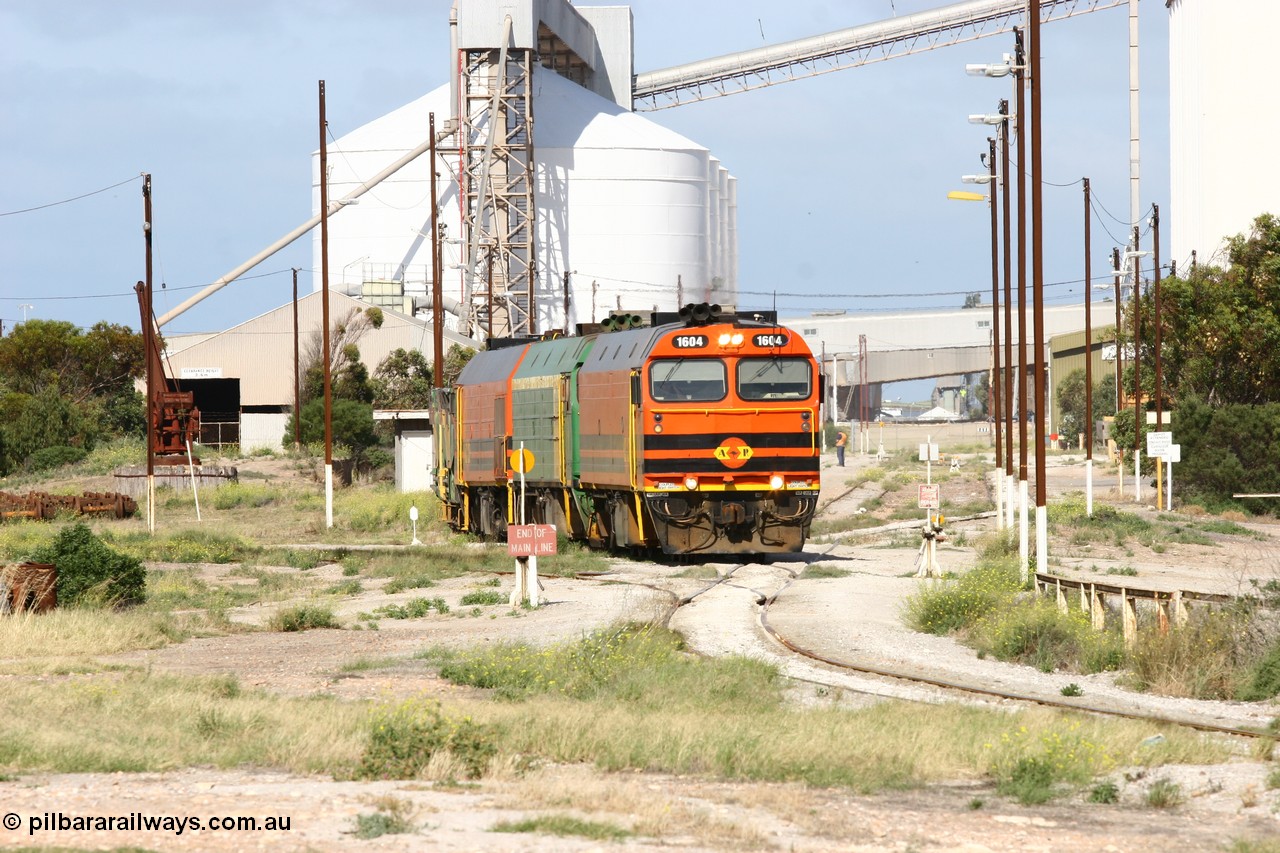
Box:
649 359 727 402
737 357 812 400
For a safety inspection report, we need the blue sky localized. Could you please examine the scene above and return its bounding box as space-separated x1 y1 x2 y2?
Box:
2 0 1170 340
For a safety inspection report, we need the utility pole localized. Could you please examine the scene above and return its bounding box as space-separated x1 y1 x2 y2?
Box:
986 134 1004 529
142 173 155 535
1132 224 1142 503
1014 25 1029 580
1113 245 1123 497
1029 0 1048 575
292 268 301 450
1153 203 1164 509
429 111 444 389
319 81 334 528
1083 178 1094 516
1000 98 1014 532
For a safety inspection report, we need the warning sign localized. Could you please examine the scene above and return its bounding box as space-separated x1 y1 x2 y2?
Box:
918 484 941 509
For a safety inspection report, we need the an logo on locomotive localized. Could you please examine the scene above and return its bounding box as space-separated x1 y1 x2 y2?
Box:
713 437 754 468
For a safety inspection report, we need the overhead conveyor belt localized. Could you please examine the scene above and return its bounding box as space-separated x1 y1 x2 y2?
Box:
632 0 1127 111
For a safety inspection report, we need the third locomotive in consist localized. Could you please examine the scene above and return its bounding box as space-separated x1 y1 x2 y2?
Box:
432 303 821 555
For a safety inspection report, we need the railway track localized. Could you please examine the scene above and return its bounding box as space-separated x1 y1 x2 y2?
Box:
600 546 1279 744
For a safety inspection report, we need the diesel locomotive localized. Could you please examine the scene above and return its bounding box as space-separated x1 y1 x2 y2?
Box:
431 304 821 555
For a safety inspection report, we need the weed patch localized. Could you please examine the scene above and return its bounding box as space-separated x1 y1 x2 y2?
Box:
903 557 1022 635
492 814 630 841
357 698 496 780
269 604 339 632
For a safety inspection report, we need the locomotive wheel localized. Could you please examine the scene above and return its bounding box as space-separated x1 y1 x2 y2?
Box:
490 504 507 543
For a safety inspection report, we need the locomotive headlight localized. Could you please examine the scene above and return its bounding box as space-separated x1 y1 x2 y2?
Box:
684 476 699 491
731 333 744 345
654 424 663 433
802 422 811 432
769 475 784 490
717 333 731 345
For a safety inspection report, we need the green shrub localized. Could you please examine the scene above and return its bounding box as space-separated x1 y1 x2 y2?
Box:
357 698 496 780
459 590 504 606
370 597 449 619
903 557 1022 635
1088 780 1119 804
383 573 436 594
971 599 1122 675
269 604 338 632
25 445 88 472
29 523 145 607
1237 638 1280 701
1145 777 1183 808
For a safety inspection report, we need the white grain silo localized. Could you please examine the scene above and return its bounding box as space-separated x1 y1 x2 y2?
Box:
314 27 736 336
1168 0 1280 266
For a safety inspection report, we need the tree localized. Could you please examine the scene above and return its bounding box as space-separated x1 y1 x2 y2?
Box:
962 292 983 309
285 398 377 461
443 344 477 386
1140 213 1280 405
5 387 97 470
373 348 434 410
299 307 379 406
0 319 144 403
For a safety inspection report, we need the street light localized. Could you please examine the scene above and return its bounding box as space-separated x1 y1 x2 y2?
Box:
961 174 994 184
965 55 1020 77
968 114 1004 126
342 255 369 296
18 304 33 322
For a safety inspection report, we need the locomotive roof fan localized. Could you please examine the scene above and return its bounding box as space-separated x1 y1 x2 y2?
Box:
678 302 722 327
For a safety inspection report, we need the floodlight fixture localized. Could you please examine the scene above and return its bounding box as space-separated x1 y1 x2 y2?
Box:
968 114 1004 125
961 174 994 185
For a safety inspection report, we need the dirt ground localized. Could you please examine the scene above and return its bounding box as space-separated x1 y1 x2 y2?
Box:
2 449 1280 851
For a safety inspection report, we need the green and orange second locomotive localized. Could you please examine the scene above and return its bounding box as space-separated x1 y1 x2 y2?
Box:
431 304 821 555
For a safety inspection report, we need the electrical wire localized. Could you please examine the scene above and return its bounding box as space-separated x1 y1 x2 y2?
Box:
0 174 144 217
0 267 296 302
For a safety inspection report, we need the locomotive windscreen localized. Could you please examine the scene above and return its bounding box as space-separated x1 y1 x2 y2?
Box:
736 357 812 401
648 359 727 402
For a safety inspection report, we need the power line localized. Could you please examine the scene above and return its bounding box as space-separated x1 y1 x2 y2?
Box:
0 174 144 217
0 267 296 301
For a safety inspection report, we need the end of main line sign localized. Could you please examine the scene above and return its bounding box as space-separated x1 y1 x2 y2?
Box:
507 524 557 557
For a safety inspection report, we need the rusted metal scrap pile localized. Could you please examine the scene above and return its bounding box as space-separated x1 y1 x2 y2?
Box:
0 491 138 522
0 563 57 613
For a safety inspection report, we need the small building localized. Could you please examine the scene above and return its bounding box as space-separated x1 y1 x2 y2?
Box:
374 409 434 493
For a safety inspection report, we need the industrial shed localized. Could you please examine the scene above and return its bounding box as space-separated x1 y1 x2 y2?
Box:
161 291 470 452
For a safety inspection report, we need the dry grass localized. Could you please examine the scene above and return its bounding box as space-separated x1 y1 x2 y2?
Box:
0 671 364 774
0 608 181 661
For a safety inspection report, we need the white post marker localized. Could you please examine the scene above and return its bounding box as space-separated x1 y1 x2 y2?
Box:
1134 449 1142 503
325 463 334 528
1085 457 1093 518
1165 443 1180 511
409 503 421 546
186 439 202 522
1018 479 1029 585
